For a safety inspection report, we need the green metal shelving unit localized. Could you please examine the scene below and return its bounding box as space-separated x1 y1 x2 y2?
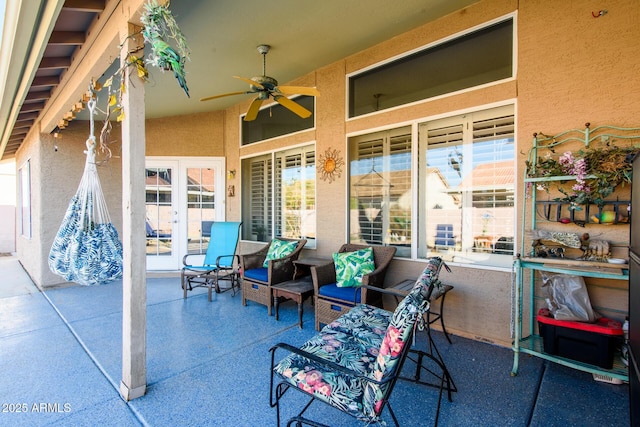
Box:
511 124 640 381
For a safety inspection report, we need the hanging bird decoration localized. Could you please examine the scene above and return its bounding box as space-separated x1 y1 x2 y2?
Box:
140 0 190 97
448 150 462 177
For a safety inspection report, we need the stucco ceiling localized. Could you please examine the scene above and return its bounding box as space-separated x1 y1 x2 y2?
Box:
1 0 478 158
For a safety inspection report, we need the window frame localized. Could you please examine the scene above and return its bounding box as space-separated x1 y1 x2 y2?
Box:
241 143 317 248
418 105 515 268
18 159 31 239
346 13 516 121
346 103 516 269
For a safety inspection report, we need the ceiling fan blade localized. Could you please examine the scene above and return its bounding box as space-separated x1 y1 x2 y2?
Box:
200 91 247 102
244 98 264 121
276 86 320 97
233 75 265 89
273 95 312 119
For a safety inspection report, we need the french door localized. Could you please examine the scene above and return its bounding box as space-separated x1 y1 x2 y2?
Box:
145 157 226 270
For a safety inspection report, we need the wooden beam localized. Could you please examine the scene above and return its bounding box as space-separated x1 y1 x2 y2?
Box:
120 22 147 402
39 0 147 134
20 101 46 113
48 31 85 45
24 90 51 102
16 112 39 121
10 128 27 136
31 76 60 87
63 0 105 13
12 121 34 130
39 56 71 69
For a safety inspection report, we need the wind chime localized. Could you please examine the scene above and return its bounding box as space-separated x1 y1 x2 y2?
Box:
354 161 392 245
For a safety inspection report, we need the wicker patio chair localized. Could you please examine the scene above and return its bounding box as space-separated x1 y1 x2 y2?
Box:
240 237 307 315
312 244 397 330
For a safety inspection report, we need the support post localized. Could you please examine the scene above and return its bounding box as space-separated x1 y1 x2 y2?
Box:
119 23 147 401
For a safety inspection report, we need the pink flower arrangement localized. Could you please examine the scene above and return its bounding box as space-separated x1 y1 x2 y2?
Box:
527 145 639 207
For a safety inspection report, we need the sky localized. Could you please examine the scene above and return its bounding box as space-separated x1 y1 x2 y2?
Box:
0 1 5 46
0 160 16 206
0 0 16 207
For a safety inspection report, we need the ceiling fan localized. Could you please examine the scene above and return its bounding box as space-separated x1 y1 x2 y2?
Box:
200 44 320 121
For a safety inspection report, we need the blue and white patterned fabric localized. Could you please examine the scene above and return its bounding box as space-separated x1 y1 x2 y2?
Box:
48 138 123 286
272 257 444 423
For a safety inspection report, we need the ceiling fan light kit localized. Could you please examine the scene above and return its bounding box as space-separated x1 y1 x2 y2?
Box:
200 44 319 121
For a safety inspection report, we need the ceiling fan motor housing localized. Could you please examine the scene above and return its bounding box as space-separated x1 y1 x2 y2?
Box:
257 44 271 55
251 75 278 91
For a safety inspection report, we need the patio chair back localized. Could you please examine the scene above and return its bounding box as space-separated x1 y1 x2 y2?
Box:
182 221 242 301
203 221 242 268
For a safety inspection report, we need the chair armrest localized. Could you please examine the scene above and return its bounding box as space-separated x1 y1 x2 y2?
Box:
310 262 336 294
359 262 395 305
360 284 407 299
240 244 269 271
182 253 195 266
216 254 240 269
361 263 388 288
268 256 297 284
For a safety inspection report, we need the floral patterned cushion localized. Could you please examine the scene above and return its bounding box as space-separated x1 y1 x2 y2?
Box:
333 247 375 287
262 238 298 268
324 304 391 343
273 314 390 421
272 257 443 423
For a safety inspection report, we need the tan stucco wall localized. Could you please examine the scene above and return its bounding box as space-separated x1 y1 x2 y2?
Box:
145 111 224 157
228 0 640 346
14 0 640 346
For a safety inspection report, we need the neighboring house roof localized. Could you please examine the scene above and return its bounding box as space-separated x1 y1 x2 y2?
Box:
456 160 515 190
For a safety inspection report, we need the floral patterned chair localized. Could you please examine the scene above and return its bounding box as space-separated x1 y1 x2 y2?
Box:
269 257 450 427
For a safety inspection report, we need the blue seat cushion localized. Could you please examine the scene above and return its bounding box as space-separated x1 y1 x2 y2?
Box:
318 283 361 304
244 268 268 283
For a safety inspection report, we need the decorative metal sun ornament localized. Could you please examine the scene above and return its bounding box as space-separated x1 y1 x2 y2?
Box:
318 147 344 183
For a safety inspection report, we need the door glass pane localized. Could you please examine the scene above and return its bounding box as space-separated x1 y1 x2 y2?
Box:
186 167 216 254
145 167 173 255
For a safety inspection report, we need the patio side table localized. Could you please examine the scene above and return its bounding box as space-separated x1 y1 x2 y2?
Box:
292 257 332 279
391 279 454 344
272 276 314 329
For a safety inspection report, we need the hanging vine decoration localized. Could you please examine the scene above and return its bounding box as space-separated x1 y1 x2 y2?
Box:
96 0 187 157
140 0 190 97
54 0 189 160
317 147 344 183
98 0 188 126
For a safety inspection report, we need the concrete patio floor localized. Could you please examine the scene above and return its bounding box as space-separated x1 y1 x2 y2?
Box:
0 255 630 426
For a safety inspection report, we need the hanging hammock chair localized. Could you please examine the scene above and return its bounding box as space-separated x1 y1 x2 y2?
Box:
48 98 123 286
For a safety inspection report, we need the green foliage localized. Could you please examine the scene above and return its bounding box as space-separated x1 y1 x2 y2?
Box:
527 145 639 207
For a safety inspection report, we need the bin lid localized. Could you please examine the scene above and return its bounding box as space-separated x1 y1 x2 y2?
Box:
537 308 623 335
